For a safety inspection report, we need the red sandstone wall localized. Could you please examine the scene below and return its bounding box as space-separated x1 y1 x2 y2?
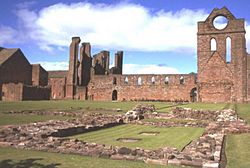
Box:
75 86 87 100
2 83 23 101
198 52 234 102
197 7 247 103
49 77 66 99
88 74 197 102
247 55 250 101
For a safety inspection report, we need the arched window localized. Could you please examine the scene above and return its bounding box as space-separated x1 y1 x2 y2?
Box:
211 38 217 51
151 76 155 84
124 76 129 84
137 77 142 85
180 76 184 85
113 77 117 85
226 37 231 63
165 76 169 85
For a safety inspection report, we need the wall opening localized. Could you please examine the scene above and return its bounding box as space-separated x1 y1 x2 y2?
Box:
213 16 228 30
165 76 169 85
211 38 217 51
190 88 197 102
151 76 155 85
113 77 117 85
137 77 142 85
112 90 118 101
226 37 231 63
124 76 128 84
180 76 184 85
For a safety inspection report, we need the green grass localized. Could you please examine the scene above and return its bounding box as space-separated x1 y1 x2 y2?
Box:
226 134 250 168
0 100 138 112
143 118 209 124
236 104 250 123
72 124 204 150
156 102 228 113
0 147 186 168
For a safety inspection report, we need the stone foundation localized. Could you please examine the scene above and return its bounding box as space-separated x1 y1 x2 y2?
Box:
0 107 249 168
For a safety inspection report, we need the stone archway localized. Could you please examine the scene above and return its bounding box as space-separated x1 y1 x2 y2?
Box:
190 87 197 102
112 90 118 101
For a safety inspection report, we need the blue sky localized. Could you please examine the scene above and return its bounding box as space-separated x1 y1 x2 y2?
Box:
1 0 250 74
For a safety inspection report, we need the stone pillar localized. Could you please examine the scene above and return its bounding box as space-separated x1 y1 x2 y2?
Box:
78 42 92 86
66 37 81 99
115 51 123 74
101 51 110 74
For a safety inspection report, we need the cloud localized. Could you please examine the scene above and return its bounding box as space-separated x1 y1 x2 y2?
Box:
123 64 179 74
0 26 17 45
14 2 208 53
38 61 69 71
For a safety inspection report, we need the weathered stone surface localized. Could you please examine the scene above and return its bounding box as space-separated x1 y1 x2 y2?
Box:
144 158 168 165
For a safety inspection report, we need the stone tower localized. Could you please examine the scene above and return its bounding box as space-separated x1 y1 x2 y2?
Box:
197 7 247 102
115 51 123 74
78 42 92 86
66 37 81 99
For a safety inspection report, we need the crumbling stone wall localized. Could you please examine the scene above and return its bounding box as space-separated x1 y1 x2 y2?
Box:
88 74 196 102
197 7 248 102
92 51 110 75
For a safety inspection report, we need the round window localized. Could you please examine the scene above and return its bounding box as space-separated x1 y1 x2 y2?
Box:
213 16 228 30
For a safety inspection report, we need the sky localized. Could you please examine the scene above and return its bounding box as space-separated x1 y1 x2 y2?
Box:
1 0 250 74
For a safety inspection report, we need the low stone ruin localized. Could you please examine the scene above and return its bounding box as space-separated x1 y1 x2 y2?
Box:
124 104 155 123
0 106 249 168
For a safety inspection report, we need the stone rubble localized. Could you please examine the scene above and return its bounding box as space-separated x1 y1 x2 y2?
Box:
124 104 155 123
0 107 249 168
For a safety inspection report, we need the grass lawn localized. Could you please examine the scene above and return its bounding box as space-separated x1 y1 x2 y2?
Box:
0 147 188 168
143 118 209 124
236 104 250 123
226 134 250 168
156 102 229 113
72 124 204 150
0 100 138 113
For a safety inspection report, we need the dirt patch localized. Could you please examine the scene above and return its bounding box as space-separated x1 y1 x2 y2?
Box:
117 138 142 143
139 132 159 136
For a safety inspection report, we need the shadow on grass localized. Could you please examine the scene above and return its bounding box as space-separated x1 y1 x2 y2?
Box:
0 158 61 168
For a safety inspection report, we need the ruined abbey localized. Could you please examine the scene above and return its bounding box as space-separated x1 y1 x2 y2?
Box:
0 7 250 102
